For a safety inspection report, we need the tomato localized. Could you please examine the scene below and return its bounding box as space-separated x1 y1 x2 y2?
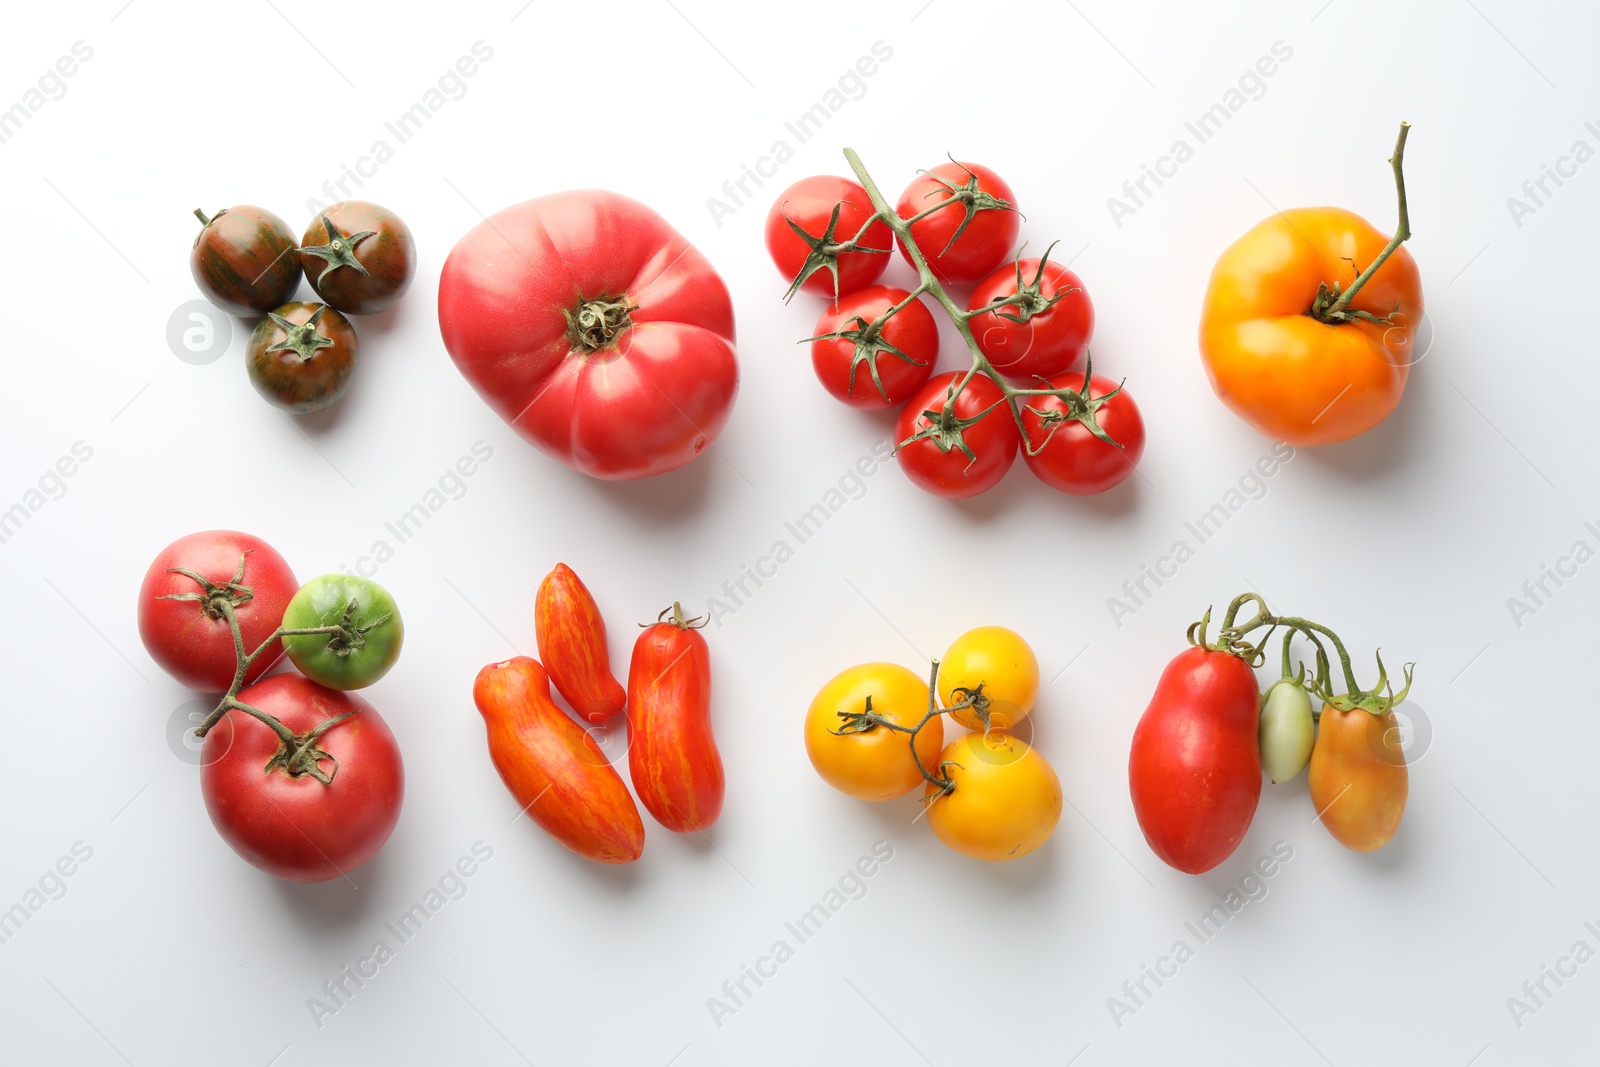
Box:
281 574 403 690
1129 647 1262 874
534 563 624 724
937 626 1038 731
895 371 1019 498
1020 373 1145 495
627 604 722 832
1199 125 1423 447
805 663 943 802
967 254 1093 381
895 162 1019 285
438 190 739 481
924 732 1061 861
1308 705 1407 851
474 656 644 863
138 531 297 692
201 674 404 882
299 201 415 315
190 206 302 317
245 302 358 414
1259 679 1315 784
765 175 892 300
809 285 937 409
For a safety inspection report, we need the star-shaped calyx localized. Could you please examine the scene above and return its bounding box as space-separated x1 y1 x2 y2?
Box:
300 214 377 284
266 306 336 362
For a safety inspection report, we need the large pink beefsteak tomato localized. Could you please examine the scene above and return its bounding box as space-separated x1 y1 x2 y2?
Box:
438 191 738 480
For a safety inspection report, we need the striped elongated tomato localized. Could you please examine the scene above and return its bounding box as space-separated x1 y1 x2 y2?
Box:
535 563 625 724
627 604 722 833
474 656 643 864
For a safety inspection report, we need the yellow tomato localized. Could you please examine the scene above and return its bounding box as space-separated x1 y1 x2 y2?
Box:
938 626 1039 731
805 663 943 801
924 732 1062 861
1308 705 1407 851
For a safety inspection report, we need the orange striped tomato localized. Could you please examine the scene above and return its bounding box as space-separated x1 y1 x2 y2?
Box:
627 605 723 833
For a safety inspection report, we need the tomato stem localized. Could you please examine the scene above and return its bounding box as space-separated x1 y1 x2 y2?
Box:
1308 122 1413 325
829 656 994 797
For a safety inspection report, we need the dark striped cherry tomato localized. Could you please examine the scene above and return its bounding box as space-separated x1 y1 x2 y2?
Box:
190 206 302 316
246 302 359 414
300 201 415 315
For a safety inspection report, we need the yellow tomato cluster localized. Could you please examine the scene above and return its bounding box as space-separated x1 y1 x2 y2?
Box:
804 626 1063 862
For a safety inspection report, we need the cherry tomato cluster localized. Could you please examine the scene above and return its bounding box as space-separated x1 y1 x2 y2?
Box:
1129 594 1413 875
136 530 406 882
190 200 415 415
804 626 1063 862
765 154 1145 498
475 564 722 864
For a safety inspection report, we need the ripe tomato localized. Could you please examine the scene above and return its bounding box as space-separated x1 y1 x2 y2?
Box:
1020 374 1145 495
246 302 359 414
925 732 1062 861
1199 206 1423 446
895 162 1019 285
138 531 297 692
299 201 415 316
475 656 644 863
937 626 1038 731
1308 705 1407 851
438 190 739 481
190 206 302 317
809 285 937 409
534 563 625 724
1128 647 1262 874
201 675 404 882
281 574 403 690
627 604 722 832
805 663 943 802
765 176 891 300
968 255 1093 381
895 371 1019 498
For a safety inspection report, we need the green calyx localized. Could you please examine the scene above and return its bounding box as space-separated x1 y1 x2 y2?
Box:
155 552 255 620
915 160 1016 256
780 200 890 304
300 214 376 284
320 597 392 657
261 710 358 784
975 242 1076 325
897 375 1008 472
1020 352 1124 455
803 314 928 403
265 305 336 362
564 295 638 352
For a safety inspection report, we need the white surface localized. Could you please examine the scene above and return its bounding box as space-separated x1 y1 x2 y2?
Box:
1 0 1596 1063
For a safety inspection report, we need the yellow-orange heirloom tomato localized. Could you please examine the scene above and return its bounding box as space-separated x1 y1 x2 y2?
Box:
1200 124 1424 446
937 625 1039 731
925 732 1062 861
805 663 943 802
1308 706 1407 852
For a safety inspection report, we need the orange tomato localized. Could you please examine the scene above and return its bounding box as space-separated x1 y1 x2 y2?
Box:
1199 126 1423 446
805 663 943 801
535 563 625 724
925 732 1061 861
1308 705 1407 852
937 625 1039 731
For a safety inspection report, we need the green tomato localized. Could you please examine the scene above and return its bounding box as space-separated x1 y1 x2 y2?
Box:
281 574 403 690
1259 679 1315 784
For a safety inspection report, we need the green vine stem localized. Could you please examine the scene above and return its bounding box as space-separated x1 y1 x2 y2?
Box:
1308 121 1412 325
782 150 1128 462
828 656 992 798
1190 592 1414 717
158 557 364 784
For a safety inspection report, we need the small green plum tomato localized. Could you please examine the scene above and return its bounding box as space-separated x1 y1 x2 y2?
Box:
1259 679 1316 784
281 575 403 690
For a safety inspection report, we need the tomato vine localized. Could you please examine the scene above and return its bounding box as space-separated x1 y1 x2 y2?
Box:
828 658 994 798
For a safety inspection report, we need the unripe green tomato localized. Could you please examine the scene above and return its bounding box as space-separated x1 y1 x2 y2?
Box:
281 574 403 690
1260 679 1315 784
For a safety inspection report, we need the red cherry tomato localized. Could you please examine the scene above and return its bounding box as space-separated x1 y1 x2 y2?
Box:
764 176 892 300
438 191 739 481
895 162 1019 285
809 285 937 409
201 674 404 882
628 605 722 832
895 370 1019 498
138 531 297 692
1021 374 1145 495
1129 646 1261 874
968 255 1094 382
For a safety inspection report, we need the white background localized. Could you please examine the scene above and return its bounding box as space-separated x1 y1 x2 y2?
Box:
1 0 1595 1063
